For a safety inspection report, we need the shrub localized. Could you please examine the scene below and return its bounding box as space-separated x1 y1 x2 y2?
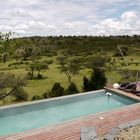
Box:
50 83 65 97
90 68 107 90
46 53 54 57
37 74 43 79
13 87 28 101
83 68 107 91
26 72 34 80
83 76 90 92
43 91 50 98
120 62 126 66
66 82 79 95
32 95 43 101
47 60 53 64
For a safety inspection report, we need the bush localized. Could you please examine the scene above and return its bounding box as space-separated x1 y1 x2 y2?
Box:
46 53 54 57
27 72 34 80
90 68 107 90
66 82 79 95
50 83 65 97
83 68 107 91
120 62 126 66
32 95 43 101
47 60 53 64
37 74 43 79
43 91 50 98
83 76 90 92
13 87 28 101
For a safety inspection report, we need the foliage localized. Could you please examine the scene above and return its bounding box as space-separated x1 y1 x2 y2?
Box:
119 69 140 83
12 87 28 101
114 46 129 57
32 95 43 101
50 82 65 97
66 82 79 95
83 68 107 91
27 61 48 79
91 68 107 90
58 56 80 85
0 72 27 100
43 91 50 99
1 52 8 64
83 76 90 92
86 56 107 69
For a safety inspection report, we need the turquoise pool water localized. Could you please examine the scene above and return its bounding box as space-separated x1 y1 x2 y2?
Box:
0 90 138 136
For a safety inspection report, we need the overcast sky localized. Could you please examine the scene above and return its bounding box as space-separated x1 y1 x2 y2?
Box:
0 0 140 36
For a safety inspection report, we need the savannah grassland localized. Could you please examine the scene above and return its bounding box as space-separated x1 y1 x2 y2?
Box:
0 36 140 105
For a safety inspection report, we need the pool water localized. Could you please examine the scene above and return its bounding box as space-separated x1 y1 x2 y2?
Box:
0 90 138 136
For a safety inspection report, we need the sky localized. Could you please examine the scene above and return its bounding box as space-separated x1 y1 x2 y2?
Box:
0 0 140 36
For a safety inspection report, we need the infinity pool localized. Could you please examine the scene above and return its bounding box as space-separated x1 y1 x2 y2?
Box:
0 90 138 136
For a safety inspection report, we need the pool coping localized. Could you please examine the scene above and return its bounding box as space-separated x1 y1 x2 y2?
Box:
1 88 139 110
0 89 104 110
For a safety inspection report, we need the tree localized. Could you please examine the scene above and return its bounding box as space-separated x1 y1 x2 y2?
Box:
35 61 48 78
66 82 79 95
0 73 27 100
87 56 107 69
1 52 8 64
83 76 90 92
0 32 12 52
90 68 107 90
27 61 48 79
0 32 12 64
13 48 26 63
12 87 28 101
28 62 36 78
114 45 129 57
50 82 65 97
83 68 107 91
58 56 79 85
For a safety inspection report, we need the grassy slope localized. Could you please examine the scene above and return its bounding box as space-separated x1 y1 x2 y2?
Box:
0 56 91 100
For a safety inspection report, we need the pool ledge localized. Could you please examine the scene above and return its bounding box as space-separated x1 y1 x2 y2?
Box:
0 89 104 110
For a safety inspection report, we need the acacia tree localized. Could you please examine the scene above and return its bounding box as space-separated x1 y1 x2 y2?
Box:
0 72 27 100
58 56 79 85
27 61 48 79
35 61 48 78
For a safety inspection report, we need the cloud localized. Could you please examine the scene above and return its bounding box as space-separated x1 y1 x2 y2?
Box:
15 30 26 34
15 24 28 30
0 0 140 36
47 24 57 29
89 11 140 35
64 23 74 29
0 25 12 31
8 8 31 17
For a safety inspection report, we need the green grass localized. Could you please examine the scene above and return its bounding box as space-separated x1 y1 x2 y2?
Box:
25 63 92 99
0 57 92 100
